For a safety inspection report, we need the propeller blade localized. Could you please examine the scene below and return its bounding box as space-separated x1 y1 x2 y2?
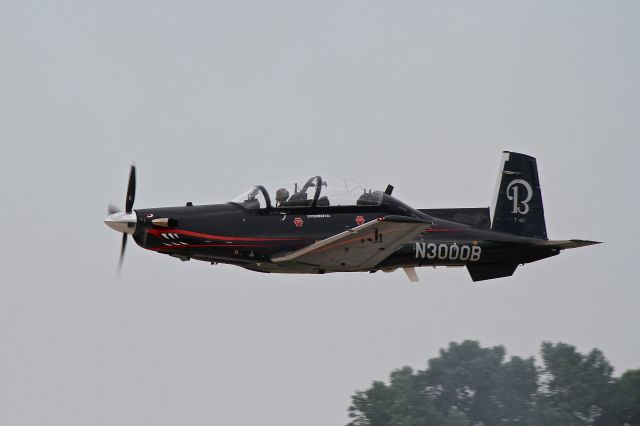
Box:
108 204 121 215
125 164 136 213
118 233 128 274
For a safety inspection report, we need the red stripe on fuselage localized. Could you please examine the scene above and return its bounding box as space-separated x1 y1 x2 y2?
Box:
147 228 304 242
150 243 271 251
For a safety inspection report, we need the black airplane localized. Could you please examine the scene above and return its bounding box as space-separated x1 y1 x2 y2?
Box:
104 151 599 282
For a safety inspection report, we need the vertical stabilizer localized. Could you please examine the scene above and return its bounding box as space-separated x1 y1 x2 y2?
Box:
490 151 547 239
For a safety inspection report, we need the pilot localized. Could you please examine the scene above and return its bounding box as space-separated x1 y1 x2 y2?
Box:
275 188 290 207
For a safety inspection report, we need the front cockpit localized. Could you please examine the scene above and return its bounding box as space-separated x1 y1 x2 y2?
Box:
231 176 385 209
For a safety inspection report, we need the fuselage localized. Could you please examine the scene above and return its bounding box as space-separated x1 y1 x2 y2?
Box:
131 195 558 275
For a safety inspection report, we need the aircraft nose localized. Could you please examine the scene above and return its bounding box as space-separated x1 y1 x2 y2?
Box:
104 211 137 234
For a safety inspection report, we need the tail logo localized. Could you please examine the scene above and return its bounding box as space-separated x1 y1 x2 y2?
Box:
506 179 533 214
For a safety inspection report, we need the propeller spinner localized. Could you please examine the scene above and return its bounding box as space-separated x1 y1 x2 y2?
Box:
104 165 137 272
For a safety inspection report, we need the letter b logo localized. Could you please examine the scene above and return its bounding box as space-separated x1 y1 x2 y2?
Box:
506 179 533 215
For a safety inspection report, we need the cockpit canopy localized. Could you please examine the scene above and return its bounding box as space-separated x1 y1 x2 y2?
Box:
231 176 384 209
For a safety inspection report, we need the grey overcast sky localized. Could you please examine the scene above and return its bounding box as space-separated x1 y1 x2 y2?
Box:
1 1 639 425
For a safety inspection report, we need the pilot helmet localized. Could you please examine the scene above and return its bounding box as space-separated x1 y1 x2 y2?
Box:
276 188 290 204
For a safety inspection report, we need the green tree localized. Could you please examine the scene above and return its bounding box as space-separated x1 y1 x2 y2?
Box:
347 341 639 426
618 369 640 424
421 341 537 425
603 368 640 425
348 367 444 426
538 342 615 425
348 381 394 426
348 340 538 425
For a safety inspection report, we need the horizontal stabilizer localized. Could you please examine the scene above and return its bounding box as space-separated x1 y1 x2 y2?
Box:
532 239 602 249
467 264 518 282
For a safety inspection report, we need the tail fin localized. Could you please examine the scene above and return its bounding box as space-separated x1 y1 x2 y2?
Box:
490 151 547 239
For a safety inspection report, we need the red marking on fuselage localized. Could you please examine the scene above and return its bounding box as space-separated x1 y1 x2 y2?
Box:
150 243 270 251
147 228 303 242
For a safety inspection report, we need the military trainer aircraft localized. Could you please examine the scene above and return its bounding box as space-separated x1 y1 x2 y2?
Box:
104 151 599 282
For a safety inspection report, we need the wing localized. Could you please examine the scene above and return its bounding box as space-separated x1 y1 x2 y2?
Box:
271 215 431 271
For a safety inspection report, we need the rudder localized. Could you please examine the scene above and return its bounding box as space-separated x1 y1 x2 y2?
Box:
490 151 547 239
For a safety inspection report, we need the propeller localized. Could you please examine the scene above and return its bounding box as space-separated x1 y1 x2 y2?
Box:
107 204 120 215
125 164 136 213
104 164 138 274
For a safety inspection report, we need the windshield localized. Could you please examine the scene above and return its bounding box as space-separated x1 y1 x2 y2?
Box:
231 176 383 209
